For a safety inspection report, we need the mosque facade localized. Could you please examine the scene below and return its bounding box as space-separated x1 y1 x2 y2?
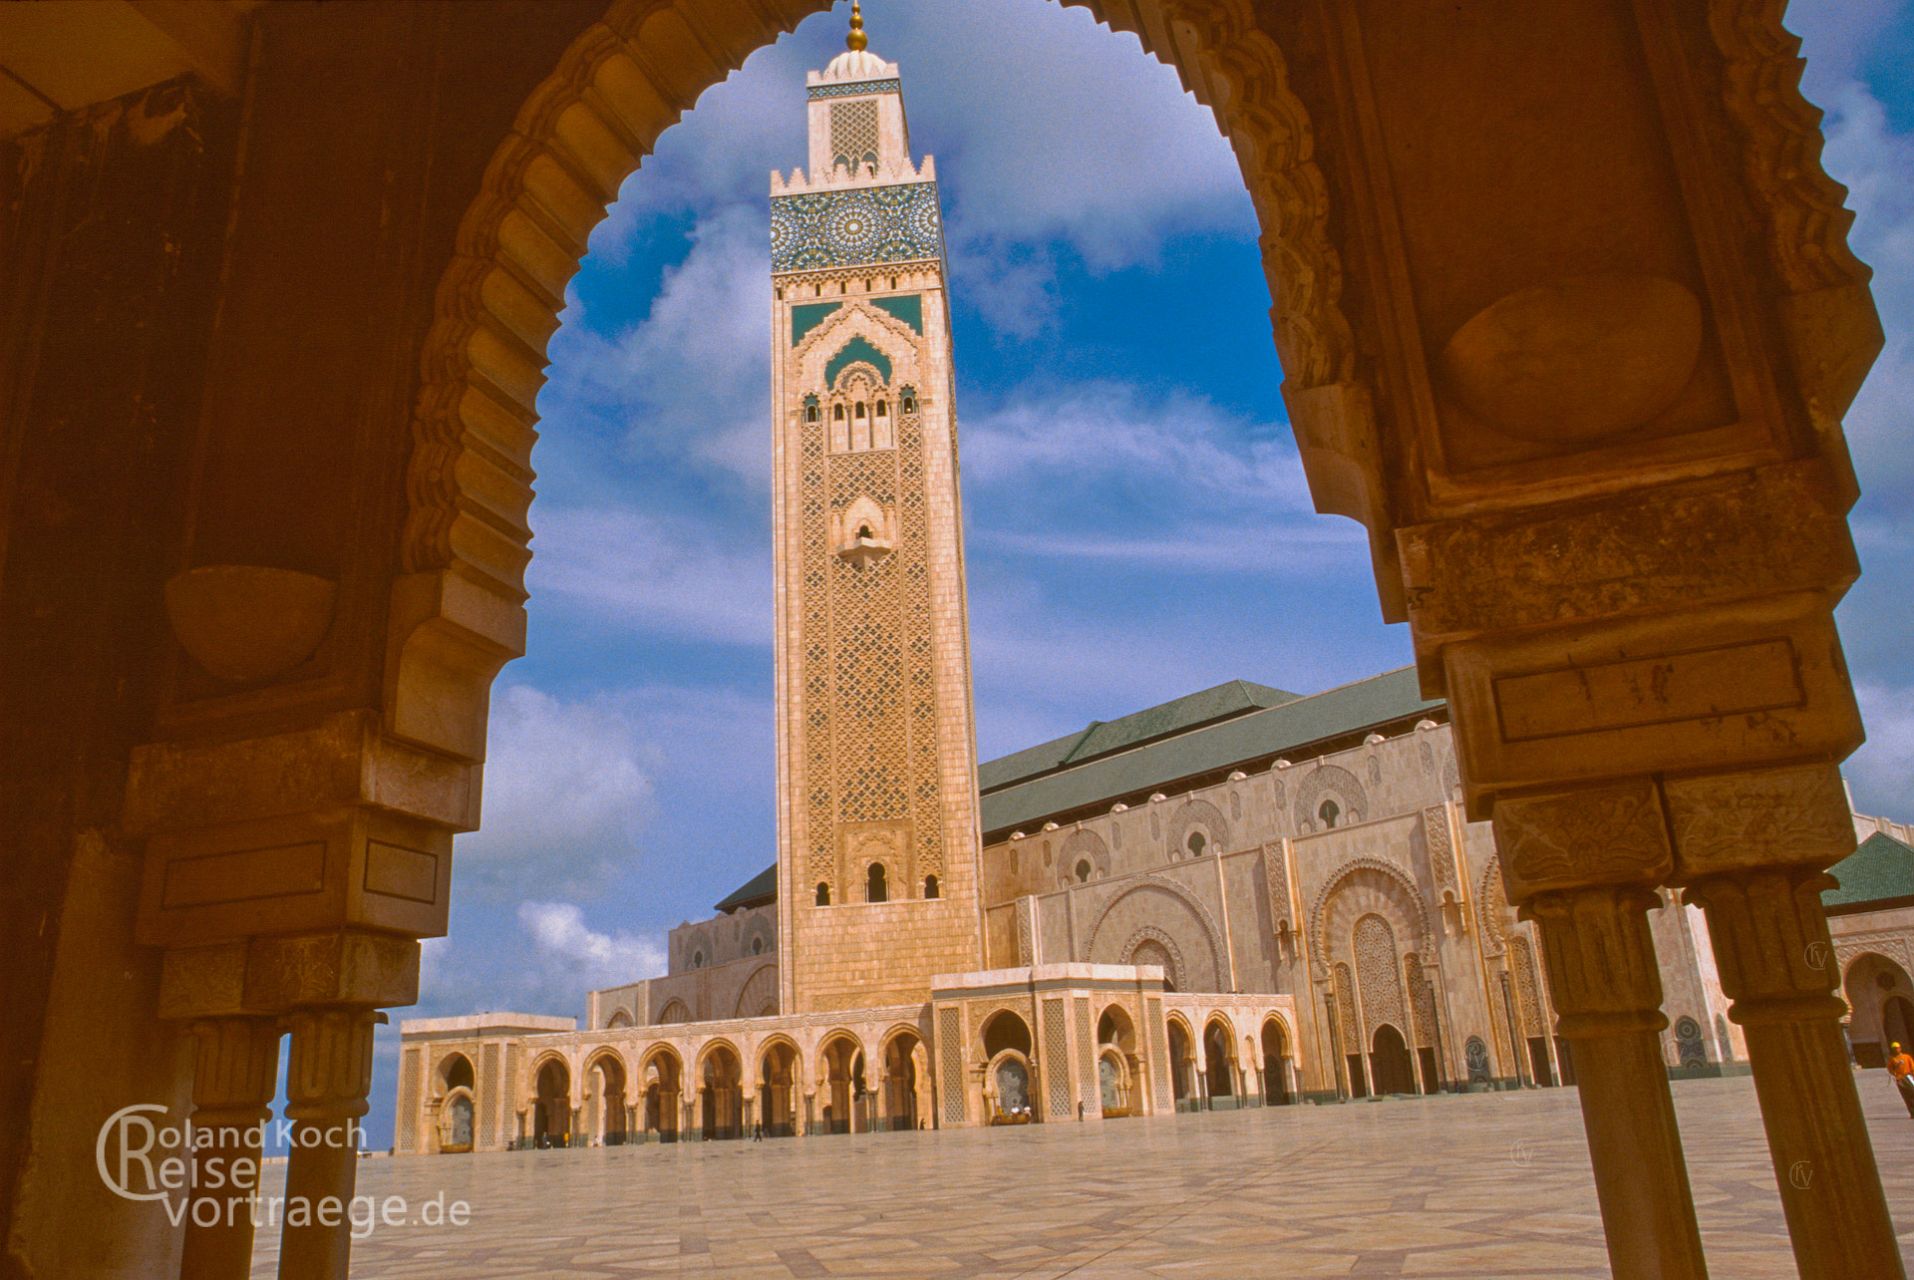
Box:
393 12 1914 1156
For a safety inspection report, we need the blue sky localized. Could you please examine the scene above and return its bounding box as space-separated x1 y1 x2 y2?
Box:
359 0 1914 1148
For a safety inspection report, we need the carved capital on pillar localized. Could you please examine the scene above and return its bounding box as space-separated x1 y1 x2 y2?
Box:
187 1016 282 1117
1522 886 1667 1036
1664 762 1855 877
284 1007 382 1122
1682 867 1844 1024
1491 780 1672 901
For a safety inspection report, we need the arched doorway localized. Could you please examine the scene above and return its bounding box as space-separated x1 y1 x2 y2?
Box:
819 1034 866 1135
444 1094 475 1153
585 1051 627 1146
1261 1019 1292 1106
1843 953 1914 1068
759 1040 799 1138
1167 1018 1196 1111
532 1058 571 1149
641 1049 682 1144
436 1053 476 1153
700 1043 744 1141
1203 1018 1238 1109
882 1032 923 1131
981 1011 1035 1124
1370 1025 1416 1097
1097 1005 1138 1117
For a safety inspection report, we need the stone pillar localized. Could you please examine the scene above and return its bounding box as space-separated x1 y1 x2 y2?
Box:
1670 765 1903 1280
1524 883 1706 1279
278 1006 379 1280
1497 784 1706 1280
181 1016 280 1280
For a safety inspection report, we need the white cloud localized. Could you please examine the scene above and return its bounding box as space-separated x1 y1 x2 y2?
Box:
1789 1 1907 90
1850 682 1914 816
577 0 1250 319
455 684 653 897
550 207 774 489
518 901 669 986
962 381 1312 507
529 504 771 645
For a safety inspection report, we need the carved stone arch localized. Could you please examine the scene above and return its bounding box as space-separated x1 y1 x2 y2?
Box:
1083 877 1226 993
655 998 691 1026
1293 763 1369 832
1308 858 1432 975
582 1044 628 1078
391 0 1359 769
1477 856 1513 957
1167 797 1230 858
734 962 778 1018
1057 827 1110 886
636 1043 685 1098
1118 925 1187 992
795 302 924 393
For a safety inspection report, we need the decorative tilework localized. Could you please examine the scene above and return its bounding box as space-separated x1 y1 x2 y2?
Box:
937 1007 965 1125
1145 996 1172 1112
1073 998 1096 1114
829 101 879 171
397 1047 422 1152
808 78 902 100
479 1043 501 1148
1355 914 1406 1036
771 183 944 272
1043 999 1070 1118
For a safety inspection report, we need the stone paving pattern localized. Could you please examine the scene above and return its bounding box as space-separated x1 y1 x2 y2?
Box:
254 1077 1914 1277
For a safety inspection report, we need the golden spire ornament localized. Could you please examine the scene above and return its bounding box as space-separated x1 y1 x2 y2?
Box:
846 0 868 51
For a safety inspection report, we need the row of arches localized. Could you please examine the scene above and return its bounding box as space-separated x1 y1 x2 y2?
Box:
813 865 939 905
972 1003 1294 1124
515 1027 929 1148
1164 1013 1293 1112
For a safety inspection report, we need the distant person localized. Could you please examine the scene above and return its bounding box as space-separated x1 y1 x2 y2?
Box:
1888 1042 1914 1118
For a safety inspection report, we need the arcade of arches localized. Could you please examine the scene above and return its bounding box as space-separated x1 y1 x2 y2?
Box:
2 2 1907 1279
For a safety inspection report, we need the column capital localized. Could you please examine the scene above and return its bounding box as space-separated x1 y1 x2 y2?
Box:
1682 867 1846 1024
1521 885 1667 1036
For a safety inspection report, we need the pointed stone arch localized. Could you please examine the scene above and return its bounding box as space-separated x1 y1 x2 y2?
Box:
1084 876 1224 992
388 0 1360 770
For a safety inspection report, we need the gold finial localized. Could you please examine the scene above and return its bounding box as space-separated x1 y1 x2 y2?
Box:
847 0 867 51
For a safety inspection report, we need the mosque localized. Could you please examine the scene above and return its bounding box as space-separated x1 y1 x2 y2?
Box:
392 9 1914 1156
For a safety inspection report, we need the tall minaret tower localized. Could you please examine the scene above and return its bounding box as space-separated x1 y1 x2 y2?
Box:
769 4 984 1013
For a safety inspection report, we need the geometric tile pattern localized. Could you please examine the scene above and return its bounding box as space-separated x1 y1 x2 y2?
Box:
770 184 943 273
257 1077 1914 1277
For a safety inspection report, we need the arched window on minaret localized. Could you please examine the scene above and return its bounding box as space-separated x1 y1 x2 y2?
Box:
804 395 819 423
924 875 939 900
866 863 888 903
815 882 831 907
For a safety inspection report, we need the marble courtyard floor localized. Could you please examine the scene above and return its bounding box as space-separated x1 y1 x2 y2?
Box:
253 1076 1914 1277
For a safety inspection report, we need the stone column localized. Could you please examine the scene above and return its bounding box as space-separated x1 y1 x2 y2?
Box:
1496 784 1706 1280
181 1016 280 1280
1670 765 1903 1280
278 1006 379 1280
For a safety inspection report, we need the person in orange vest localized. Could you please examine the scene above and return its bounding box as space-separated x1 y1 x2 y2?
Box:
1888 1042 1914 1118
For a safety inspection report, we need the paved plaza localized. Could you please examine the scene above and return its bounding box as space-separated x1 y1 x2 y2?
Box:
255 1076 1914 1278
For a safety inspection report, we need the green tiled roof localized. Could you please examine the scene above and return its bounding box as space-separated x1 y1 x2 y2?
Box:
714 863 778 914
1823 832 1914 911
978 667 1438 837
977 679 1299 793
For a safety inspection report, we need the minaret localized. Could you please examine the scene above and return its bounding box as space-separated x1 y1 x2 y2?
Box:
769 4 984 1013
